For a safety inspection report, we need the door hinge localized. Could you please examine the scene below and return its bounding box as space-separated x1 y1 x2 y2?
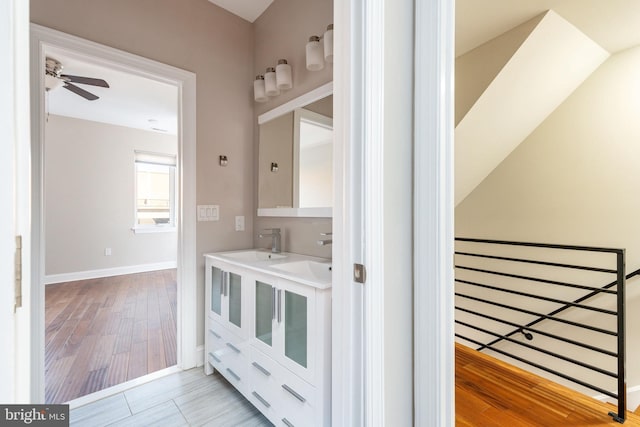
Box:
354 263 366 284
15 235 23 311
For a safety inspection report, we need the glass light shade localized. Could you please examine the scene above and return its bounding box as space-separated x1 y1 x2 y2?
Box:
324 25 334 63
264 67 280 96
306 36 324 71
276 59 293 90
254 75 268 103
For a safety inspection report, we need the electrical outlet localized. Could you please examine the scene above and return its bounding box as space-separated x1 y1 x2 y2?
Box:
105 248 112 256
235 216 245 231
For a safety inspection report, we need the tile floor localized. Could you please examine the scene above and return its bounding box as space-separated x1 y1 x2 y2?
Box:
69 368 272 426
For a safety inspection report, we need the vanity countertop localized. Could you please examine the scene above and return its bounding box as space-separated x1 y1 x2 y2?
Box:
204 249 332 290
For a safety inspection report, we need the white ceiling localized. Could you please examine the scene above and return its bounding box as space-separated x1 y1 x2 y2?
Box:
207 0 273 23
456 0 640 56
45 46 178 135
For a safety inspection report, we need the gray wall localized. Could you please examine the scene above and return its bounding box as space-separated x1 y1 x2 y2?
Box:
44 115 177 276
252 0 333 259
31 0 255 346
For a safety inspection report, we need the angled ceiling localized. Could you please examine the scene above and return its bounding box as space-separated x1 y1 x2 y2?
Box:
456 0 640 56
206 0 273 22
454 10 610 205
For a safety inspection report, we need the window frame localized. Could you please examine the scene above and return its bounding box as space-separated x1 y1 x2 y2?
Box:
132 151 177 234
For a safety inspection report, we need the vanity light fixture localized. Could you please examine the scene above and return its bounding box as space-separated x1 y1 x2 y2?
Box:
254 75 268 103
324 24 334 63
306 36 324 71
264 67 280 96
271 162 279 172
219 155 228 166
276 59 292 90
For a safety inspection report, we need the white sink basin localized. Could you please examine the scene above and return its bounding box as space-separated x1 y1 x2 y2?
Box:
221 250 287 262
271 260 332 283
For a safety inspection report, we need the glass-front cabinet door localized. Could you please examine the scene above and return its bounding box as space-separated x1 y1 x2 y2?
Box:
284 290 307 368
278 279 316 382
255 280 274 347
228 272 242 328
205 257 247 336
207 264 223 321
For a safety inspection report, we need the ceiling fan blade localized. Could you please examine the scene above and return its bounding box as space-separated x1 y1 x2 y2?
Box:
63 82 99 101
60 74 110 88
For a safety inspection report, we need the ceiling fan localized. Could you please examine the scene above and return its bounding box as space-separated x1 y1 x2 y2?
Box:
45 56 110 101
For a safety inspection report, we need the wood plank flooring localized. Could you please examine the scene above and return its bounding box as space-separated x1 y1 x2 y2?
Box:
45 270 177 403
456 343 640 426
69 369 271 427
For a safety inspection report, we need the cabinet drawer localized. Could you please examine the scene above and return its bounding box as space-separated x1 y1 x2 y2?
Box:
216 328 248 394
221 353 246 393
278 369 316 426
247 388 279 424
247 346 282 424
249 346 282 390
206 320 226 371
207 320 226 351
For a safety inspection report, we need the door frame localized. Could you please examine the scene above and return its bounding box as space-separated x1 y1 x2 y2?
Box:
29 24 197 402
1 0 31 404
332 0 455 424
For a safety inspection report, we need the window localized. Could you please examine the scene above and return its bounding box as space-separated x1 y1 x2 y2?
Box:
134 151 176 232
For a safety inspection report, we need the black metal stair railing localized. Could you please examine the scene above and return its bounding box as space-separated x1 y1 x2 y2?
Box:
454 238 632 424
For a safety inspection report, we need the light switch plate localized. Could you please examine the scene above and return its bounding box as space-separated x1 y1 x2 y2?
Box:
235 216 245 231
197 205 220 221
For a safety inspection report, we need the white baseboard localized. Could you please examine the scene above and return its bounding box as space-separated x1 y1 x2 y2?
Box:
196 345 204 367
594 384 640 412
629 385 640 412
44 261 177 285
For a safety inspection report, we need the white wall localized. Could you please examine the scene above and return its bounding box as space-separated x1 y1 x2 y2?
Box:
44 115 177 278
456 45 640 391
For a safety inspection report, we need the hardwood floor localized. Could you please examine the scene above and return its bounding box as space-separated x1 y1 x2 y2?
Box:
69 340 639 426
45 269 177 403
456 343 640 426
69 368 271 427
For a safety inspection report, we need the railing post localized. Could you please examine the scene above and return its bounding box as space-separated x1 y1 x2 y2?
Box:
610 249 626 423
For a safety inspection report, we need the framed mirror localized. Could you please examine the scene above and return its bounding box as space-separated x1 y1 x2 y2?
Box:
257 82 333 217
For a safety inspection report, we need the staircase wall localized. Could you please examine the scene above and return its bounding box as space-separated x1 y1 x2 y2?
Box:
455 10 609 206
455 45 640 396
455 13 543 125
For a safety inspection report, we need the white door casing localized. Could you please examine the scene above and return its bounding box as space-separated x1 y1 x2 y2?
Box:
413 0 456 425
0 0 31 404
29 24 197 402
332 0 455 425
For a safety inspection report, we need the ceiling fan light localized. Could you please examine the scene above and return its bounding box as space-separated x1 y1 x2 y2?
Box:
45 74 64 91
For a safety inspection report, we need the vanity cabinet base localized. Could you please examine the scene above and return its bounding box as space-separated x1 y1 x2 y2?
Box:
204 253 331 427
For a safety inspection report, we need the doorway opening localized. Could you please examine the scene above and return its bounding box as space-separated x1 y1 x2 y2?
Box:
31 24 198 405
42 46 179 404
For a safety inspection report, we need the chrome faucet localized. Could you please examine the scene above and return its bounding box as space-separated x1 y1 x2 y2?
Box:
259 228 282 253
317 232 332 246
